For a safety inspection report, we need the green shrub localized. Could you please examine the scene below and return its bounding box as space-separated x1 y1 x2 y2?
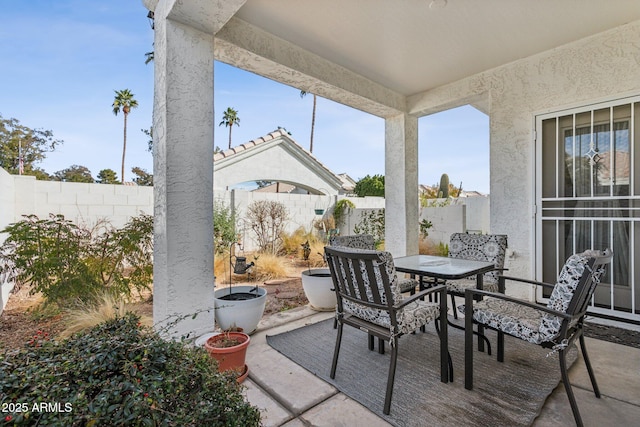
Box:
419 219 433 238
0 213 153 307
213 199 237 255
332 199 355 228
0 214 99 303
437 242 449 256
353 174 384 197
91 213 154 297
354 209 385 248
0 313 261 426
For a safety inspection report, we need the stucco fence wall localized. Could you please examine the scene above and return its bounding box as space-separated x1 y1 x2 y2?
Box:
0 168 489 312
0 169 154 313
225 190 489 252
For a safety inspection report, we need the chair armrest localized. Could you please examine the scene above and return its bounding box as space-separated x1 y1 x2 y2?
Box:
498 275 555 293
464 288 572 320
396 284 446 309
498 275 555 289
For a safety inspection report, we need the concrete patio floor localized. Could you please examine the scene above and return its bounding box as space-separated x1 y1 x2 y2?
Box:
242 306 640 427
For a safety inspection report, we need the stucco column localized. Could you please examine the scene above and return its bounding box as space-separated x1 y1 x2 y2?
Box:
153 13 215 338
385 114 419 257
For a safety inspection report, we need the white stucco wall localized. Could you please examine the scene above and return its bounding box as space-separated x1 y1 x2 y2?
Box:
0 168 14 243
0 169 154 313
420 205 466 244
409 20 640 298
0 174 153 229
419 196 490 243
9 176 153 228
0 169 15 311
220 191 386 252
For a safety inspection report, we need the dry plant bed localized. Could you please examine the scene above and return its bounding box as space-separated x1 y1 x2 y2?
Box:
0 271 309 352
0 286 66 352
4 273 635 352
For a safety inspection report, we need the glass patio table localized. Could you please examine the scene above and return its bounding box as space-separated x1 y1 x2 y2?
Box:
393 255 495 285
393 255 495 352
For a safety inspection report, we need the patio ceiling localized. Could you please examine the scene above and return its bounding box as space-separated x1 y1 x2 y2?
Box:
234 0 640 96
224 0 640 115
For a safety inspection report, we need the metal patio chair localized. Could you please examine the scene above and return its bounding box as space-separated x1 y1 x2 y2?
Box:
329 234 419 294
325 246 450 415
445 233 508 319
462 249 612 427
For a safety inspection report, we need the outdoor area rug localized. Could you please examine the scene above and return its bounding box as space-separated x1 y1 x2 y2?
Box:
267 318 577 427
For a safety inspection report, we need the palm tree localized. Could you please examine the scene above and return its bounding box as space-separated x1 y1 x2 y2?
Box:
112 89 139 183
300 90 317 152
219 107 240 149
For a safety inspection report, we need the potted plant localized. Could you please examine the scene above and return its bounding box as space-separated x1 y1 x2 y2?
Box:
214 242 267 334
204 329 250 383
300 242 336 311
301 268 336 311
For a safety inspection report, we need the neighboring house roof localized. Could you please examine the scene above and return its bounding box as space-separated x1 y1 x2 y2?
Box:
337 173 357 192
253 182 297 193
213 129 346 194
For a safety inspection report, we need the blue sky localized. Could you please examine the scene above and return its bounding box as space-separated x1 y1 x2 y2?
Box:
0 0 489 193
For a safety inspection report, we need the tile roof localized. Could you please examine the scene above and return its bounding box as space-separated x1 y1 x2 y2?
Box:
213 128 346 192
213 129 292 161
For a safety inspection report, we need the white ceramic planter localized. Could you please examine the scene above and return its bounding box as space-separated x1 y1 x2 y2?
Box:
301 268 337 311
214 285 267 334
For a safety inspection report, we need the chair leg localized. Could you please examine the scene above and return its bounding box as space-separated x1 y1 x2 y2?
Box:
450 293 458 319
447 318 492 356
368 334 374 351
330 322 344 379
477 324 486 353
497 331 504 363
378 337 385 354
579 334 601 397
434 317 452 382
383 337 399 415
464 292 474 390
559 347 584 427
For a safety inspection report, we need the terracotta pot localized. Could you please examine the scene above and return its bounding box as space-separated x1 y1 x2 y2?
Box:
204 331 250 376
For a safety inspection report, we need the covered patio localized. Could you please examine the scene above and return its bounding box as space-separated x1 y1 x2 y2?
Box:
143 0 640 336
244 306 639 426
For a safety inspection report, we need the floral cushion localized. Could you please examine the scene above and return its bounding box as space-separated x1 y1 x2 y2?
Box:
395 300 440 334
333 248 439 334
397 277 418 293
464 297 546 344
446 278 499 294
447 233 508 293
462 249 607 344
329 234 375 250
539 250 608 341
329 234 417 293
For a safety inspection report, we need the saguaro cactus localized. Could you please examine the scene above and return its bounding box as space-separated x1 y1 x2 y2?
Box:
438 173 450 198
